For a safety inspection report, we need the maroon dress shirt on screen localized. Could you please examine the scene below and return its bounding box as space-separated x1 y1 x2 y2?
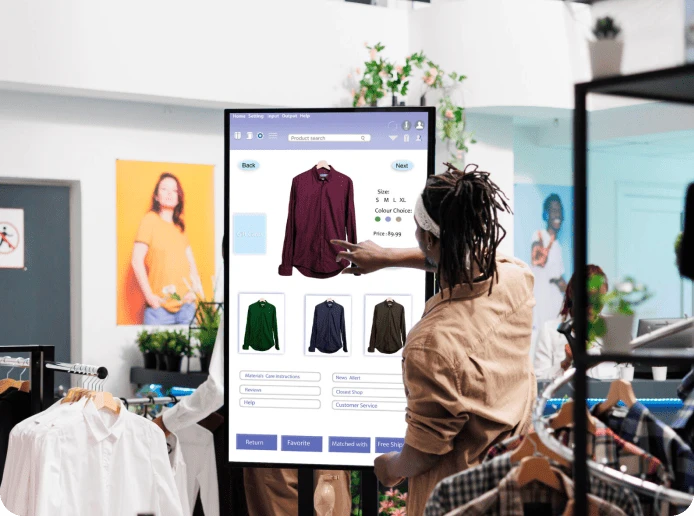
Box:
279 166 357 278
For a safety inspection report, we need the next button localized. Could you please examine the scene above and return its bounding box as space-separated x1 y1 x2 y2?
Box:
376 437 405 453
391 160 414 171
329 436 371 453
282 435 323 452
236 434 277 451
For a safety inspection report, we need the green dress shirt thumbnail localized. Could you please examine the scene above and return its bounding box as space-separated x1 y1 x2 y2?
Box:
243 300 280 352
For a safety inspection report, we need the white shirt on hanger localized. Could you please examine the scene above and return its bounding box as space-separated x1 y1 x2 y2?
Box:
177 423 220 516
167 433 191 515
162 315 224 433
0 398 185 516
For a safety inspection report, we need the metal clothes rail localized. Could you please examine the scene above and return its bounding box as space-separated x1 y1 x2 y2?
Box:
533 368 693 508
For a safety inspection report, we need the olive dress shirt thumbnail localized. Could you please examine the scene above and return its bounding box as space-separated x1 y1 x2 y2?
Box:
243 300 280 352
309 300 348 353
402 255 536 516
368 299 407 354
278 166 357 278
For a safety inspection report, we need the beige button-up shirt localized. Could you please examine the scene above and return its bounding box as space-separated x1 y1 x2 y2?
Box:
402 255 537 516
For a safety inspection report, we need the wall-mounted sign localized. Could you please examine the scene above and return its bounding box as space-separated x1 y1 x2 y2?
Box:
0 208 24 269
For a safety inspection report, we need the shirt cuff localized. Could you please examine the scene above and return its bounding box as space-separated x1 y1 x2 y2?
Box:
404 421 455 456
162 404 183 434
278 265 293 276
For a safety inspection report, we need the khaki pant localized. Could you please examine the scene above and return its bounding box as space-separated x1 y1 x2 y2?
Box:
244 468 351 516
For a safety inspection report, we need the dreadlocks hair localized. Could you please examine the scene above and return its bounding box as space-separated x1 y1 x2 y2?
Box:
421 163 512 296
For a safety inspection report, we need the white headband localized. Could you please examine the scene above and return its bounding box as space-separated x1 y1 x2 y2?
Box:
414 194 440 238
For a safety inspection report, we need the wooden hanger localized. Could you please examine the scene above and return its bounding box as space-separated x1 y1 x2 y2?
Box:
593 379 637 416
0 378 22 395
516 456 564 492
259 298 266 303
326 298 334 303
386 298 394 303
549 400 597 434
61 387 89 404
91 392 121 414
510 433 571 469
316 160 330 170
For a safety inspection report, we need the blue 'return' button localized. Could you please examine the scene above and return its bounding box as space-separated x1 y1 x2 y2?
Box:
375 437 405 453
328 436 371 453
236 434 277 451
391 160 414 171
239 160 260 171
282 435 323 452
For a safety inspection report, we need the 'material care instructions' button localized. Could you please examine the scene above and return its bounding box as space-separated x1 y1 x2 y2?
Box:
241 371 321 382
329 436 371 453
375 438 405 453
281 435 323 452
236 434 277 451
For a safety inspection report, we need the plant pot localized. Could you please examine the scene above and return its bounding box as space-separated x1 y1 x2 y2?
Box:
142 352 157 370
420 94 427 107
155 353 166 371
164 355 183 372
589 39 623 79
199 353 211 374
601 313 634 354
392 94 398 107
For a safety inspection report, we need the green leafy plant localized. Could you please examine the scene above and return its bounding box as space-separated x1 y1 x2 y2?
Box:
136 329 153 354
593 16 621 40
159 330 192 357
194 303 221 356
351 471 362 516
587 275 653 345
149 331 166 354
378 488 407 515
676 232 683 267
349 44 473 163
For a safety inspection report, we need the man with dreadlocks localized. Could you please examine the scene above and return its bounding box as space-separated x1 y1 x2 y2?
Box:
333 163 536 516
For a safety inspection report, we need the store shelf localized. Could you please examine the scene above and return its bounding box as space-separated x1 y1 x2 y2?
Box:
130 367 208 389
551 378 682 399
577 63 694 104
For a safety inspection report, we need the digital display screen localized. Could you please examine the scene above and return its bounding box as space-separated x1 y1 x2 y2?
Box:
225 108 434 466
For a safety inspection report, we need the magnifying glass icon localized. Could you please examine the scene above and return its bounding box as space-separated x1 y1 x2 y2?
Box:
361 136 365 141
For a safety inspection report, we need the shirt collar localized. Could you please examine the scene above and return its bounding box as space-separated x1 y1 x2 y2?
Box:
82 397 126 443
312 165 333 183
423 277 492 317
500 466 576 516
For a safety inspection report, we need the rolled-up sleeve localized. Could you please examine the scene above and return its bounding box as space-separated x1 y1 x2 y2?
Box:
403 347 467 455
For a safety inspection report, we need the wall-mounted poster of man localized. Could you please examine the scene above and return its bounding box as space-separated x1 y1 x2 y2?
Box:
116 160 215 326
514 184 573 346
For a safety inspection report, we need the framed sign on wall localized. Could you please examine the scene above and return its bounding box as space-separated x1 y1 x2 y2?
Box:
0 208 24 269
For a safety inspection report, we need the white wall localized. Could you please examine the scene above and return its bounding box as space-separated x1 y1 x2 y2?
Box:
0 0 409 109
409 0 592 110
0 91 225 396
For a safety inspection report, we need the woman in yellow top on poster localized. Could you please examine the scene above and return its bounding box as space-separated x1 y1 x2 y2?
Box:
132 172 203 325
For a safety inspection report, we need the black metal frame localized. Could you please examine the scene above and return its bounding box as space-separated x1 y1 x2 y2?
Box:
0 345 55 414
224 106 436 516
573 64 694 514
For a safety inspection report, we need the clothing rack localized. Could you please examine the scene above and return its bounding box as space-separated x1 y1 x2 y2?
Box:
533 367 694 507
0 345 110 414
120 396 179 406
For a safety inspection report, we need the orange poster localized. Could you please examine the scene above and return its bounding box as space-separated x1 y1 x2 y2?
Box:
116 160 215 326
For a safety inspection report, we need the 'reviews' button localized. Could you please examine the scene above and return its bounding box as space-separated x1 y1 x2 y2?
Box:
239 160 260 171
391 160 413 171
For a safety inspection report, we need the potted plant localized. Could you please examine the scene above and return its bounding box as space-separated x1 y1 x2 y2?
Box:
136 330 157 369
590 16 623 79
149 331 167 371
193 303 221 373
588 275 652 353
163 330 191 372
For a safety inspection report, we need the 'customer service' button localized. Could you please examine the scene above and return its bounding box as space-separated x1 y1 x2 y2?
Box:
392 160 414 171
282 435 323 452
376 437 405 453
236 434 277 451
329 436 371 453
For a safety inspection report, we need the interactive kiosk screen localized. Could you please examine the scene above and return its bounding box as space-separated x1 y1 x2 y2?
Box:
225 108 434 466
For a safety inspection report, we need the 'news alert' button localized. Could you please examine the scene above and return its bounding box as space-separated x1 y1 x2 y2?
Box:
281 435 323 452
328 436 371 453
236 434 277 451
376 438 405 453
